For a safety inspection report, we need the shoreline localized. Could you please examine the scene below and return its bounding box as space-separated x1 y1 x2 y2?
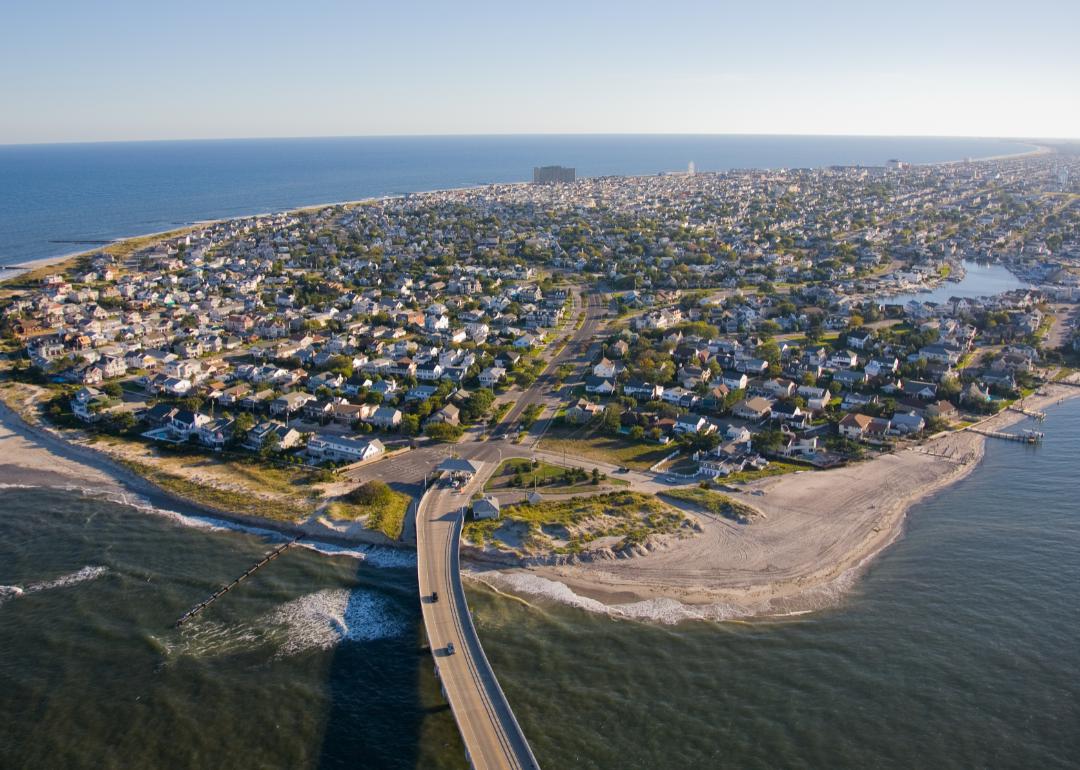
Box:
2 381 1077 621
1 140 1048 279
474 383 1080 623
0 397 412 557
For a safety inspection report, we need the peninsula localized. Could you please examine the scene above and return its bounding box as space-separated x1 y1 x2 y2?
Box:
2 150 1079 620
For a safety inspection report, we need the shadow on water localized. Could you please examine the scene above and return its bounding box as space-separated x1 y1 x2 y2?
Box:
314 559 467 770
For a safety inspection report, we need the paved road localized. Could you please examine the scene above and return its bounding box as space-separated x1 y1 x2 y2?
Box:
416 472 539 770
412 287 608 769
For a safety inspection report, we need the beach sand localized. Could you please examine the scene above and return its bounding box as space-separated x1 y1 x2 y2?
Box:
4 378 1077 622
481 383 1080 621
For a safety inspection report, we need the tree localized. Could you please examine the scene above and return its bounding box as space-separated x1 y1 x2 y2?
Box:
591 467 601 485
259 430 281 458
425 422 463 442
233 412 255 442
345 480 394 507
462 388 495 422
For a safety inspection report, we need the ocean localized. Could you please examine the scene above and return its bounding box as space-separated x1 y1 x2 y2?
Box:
0 134 1034 266
2 399 1077 768
2 134 1075 769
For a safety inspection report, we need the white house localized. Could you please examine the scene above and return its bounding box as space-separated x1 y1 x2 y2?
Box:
307 434 386 463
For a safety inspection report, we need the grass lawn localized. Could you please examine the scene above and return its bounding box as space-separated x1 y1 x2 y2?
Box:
326 487 412 539
538 426 675 470
116 457 314 521
464 491 685 555
660 487 756 523
484 458 629 493
721 460 809 483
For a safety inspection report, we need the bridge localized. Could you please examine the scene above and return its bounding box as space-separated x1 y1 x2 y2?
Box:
413 287 606 768
416 472 539 770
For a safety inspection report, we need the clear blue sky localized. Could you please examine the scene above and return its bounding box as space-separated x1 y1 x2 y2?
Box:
2 0 1077 144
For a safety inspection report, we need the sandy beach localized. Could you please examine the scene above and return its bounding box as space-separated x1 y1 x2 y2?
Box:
4 358 1077 624
482 382 1080 621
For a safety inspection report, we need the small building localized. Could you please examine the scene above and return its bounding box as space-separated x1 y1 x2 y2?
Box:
472 495 501 520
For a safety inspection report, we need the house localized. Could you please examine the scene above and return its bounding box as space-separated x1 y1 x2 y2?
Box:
565 398 603 424
733 396 772 421
890 411 926 435
584 375 616 396
169 410 212 439
720 370 749 391
369 406 403 429
624 381 663 400
243 421 303 451
926 400 959 421
673 414 713 435
593 357 618 379
838 413 872 440
478 366 506 388
196 418 233 450
847 330 873 350
827 349 859 369
901 379 938 400
307 434 386 463
472 495 501 520
426 403 460 427
271 391 316 416
839 413 891 441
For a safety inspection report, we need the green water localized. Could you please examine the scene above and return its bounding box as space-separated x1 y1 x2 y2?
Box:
2 399 1078 768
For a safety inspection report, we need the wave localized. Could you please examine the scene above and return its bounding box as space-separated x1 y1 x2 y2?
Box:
269 588 408 656
36 483 417 568
479 568 868 625
165 587 407 659
1 565 109 606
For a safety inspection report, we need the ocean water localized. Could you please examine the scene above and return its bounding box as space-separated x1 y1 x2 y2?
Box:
0 134 1034 266
2 399 1078 768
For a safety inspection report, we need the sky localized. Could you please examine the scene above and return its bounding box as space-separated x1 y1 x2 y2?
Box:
1 0 1077 144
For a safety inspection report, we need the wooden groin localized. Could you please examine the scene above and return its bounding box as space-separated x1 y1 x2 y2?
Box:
1008 404 1046 421
174 536 301 627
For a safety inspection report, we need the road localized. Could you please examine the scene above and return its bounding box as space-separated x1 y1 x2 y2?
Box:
416 472 539 770
412 286 607 769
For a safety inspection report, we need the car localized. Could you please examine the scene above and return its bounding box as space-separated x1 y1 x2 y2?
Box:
446 642 455 655
431 591 438 603
616 466 630 473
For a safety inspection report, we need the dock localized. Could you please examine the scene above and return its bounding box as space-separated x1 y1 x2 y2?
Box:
968 427 1044 444
174 536 301 627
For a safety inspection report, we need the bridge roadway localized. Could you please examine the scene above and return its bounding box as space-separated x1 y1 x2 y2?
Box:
414 287 604 768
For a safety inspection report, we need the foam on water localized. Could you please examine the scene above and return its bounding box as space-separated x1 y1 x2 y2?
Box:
1 566 110 606
482 569 862 625
65 484 418 568
269 588 408 656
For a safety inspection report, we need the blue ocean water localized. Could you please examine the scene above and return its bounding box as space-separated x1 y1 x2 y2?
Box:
0 134 1033 266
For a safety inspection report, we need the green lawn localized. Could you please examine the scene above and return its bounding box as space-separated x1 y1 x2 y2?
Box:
538 426 675 470
721 460 809 483
484 458 628 493
326 487 412 540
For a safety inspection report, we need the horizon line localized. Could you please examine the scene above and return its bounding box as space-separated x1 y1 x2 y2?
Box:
1 131 1075 149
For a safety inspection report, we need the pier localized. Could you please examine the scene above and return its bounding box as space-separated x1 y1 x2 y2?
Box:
968 427 1044 444
174 536 301 627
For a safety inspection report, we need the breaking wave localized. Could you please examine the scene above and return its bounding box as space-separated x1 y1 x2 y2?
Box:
165 588 408 659
269 588 408 655
2 566 109 606
480 564 871 625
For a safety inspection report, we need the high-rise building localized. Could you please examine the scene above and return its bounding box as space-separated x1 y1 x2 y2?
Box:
533 165 576 184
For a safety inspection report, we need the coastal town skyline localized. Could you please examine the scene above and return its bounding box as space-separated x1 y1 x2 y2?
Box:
3 0 1079 144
